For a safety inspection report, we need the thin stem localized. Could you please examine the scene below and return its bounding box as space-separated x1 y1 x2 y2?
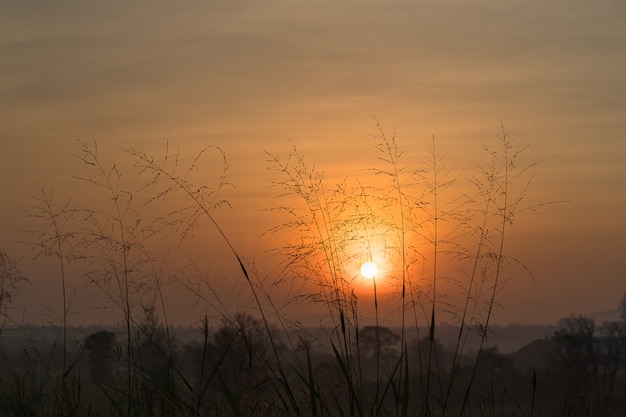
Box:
459 131 513 416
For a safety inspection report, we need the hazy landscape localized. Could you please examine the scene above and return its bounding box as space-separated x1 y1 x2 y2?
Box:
1 129 624 416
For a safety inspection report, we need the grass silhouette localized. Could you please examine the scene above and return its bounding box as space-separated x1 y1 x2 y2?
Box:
1 123 599 416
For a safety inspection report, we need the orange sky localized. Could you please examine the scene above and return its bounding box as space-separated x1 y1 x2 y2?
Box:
1 0 625 327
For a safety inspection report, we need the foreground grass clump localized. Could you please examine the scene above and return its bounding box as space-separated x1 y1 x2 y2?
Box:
4 124 623 417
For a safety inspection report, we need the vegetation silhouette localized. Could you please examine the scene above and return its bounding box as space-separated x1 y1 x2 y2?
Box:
0 124 622 416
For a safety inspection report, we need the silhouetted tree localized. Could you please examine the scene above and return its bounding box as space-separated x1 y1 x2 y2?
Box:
407 337 449 410
133 305 179 416
0 251 28 319
553 316 596 372
472 346 526 413
596 321 626 413
409 336 449 374
210 313 281 406
358 325 400 360
83 330 118 384
551 316 600 415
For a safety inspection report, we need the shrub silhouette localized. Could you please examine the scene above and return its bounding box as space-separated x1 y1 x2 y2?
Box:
0 250 28 321
550 315 626 416
83 330 119 384
358 325 401 360
210 313 281 397
14 125 582 416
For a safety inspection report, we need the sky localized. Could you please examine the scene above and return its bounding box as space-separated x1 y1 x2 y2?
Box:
1 0 625 328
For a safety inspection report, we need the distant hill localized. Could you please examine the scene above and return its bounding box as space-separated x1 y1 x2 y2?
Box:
509 338 558 372
424 323 557 354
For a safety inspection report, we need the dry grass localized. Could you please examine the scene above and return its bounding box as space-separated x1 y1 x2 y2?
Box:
1 124 607 417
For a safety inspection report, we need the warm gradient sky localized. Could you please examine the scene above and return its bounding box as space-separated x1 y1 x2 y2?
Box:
1 0 625 327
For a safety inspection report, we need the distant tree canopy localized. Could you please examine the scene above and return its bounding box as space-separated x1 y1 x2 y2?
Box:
551 314 626 416
358 325 400 358
554 315 595 360
83 330 118 384
209 313 282 401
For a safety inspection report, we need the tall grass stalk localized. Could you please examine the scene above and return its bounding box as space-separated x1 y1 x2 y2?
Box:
357 182 382 401
12 124 551 416
457 128 536 415
416 136 461 416
266 124 542 416
76 139 146 416
25 184 84 416
265 150 346 330
441 156 496 416
27 184 79 375
128 143 303 415
372 124 411 411
371 123 433 417
265 144 372 415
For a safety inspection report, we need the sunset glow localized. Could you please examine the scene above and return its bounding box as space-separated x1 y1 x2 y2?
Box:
360 261 378 279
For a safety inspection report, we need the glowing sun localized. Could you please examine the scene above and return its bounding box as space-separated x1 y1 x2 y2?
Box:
360 261 378 279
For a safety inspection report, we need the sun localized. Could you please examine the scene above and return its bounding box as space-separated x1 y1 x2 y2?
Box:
360 261 378 279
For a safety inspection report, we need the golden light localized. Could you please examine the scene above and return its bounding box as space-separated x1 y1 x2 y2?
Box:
360 261 378 279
